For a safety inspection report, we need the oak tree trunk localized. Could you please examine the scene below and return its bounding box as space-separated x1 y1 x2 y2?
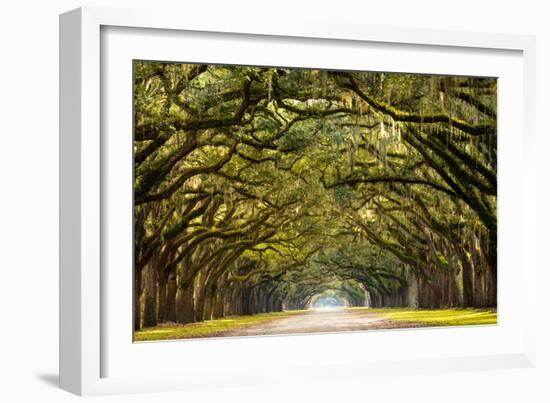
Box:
142 260 158 327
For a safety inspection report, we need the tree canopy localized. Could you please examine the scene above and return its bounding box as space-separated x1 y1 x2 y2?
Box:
133 61 497 329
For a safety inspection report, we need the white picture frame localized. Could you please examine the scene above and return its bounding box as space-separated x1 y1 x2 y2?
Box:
59 6 537 396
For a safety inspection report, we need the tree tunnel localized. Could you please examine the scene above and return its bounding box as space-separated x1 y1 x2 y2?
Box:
309 290 351 310
133 61 497 330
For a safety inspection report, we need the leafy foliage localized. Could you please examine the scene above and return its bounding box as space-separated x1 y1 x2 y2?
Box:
133 61 497 330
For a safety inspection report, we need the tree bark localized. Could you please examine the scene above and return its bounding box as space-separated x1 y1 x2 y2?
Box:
202 287 214 321
165 273 177 322
134 268 142 330
473 267 485 307
175 279 195 324
460 250 474 307
194 279 206 322
142 260 158 327
212 284 226 319
486 233 498 307
157 271 168 322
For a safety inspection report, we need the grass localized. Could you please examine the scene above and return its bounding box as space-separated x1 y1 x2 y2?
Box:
134 310 307 342
135 307 497 342
350 307 497 327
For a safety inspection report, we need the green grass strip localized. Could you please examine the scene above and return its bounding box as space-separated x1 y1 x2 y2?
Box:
352 307 497 326
135 310 306 341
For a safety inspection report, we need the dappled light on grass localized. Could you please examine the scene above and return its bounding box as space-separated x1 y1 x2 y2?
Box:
361 307 497 326
135 307 496 341
135 310 307 341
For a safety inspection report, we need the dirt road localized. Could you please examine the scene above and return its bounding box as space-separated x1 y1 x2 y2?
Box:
217 308 420 337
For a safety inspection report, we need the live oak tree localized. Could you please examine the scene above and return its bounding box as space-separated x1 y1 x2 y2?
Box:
133 61 497 329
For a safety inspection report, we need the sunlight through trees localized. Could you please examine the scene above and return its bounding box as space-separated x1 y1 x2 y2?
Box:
133 62 497 331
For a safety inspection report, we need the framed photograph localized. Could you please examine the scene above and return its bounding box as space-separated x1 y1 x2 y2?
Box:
60 6 537 396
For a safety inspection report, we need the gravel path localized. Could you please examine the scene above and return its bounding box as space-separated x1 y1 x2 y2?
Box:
217 309 421 337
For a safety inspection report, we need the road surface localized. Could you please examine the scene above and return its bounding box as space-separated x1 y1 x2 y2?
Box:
216 308 421 337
